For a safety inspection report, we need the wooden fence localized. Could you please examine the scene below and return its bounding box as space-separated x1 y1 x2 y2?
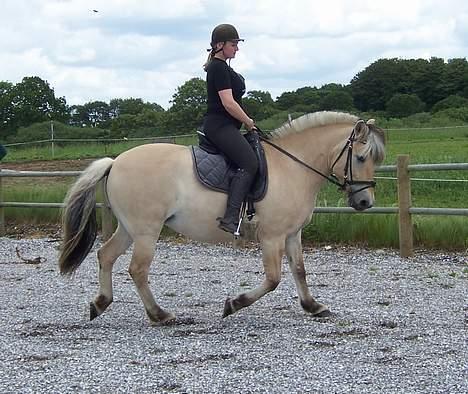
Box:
1 155 467 257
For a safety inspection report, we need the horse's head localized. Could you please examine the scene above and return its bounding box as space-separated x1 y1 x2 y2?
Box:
331 119 386 211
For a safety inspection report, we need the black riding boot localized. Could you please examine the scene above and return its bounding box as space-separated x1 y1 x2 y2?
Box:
218 169 255 235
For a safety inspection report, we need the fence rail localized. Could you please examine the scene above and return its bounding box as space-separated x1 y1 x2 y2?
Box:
1 156 467 256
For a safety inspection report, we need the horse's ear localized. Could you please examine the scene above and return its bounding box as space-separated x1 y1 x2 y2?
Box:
354 120 369 141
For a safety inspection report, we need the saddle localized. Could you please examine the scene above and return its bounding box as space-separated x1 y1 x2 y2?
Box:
191 131 268 217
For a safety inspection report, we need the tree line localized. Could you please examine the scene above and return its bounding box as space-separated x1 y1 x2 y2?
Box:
1 57 468 143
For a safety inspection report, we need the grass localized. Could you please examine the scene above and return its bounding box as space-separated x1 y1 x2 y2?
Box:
1 127 467 249
3 135 198 162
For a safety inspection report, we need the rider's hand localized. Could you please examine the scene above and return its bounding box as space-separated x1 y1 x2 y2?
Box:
245 118 255 131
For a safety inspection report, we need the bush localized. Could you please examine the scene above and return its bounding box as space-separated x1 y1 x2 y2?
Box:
431 95 468 113
386 94 426 117
433 106 468 123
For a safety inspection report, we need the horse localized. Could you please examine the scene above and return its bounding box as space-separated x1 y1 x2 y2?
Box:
58 111 386 325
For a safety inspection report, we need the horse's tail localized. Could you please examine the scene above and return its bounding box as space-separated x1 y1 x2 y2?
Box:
59 158 114 276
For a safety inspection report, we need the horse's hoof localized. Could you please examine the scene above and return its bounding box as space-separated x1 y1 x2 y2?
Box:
90 302 99 321
314 309 334 318
149 311 176 326
222 298 234 318
301 300 332 317
160 312 177 325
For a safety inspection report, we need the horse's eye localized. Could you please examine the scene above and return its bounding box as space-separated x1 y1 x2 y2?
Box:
357 155 366 163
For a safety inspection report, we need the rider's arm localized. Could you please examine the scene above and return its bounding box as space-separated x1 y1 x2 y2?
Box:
218 89 255 130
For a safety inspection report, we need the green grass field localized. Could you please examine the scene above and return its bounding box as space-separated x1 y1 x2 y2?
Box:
2 126 467 249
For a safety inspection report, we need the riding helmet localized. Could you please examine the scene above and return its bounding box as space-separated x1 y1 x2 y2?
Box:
210 24 244 47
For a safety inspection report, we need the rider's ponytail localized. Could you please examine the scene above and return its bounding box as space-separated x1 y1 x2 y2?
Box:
203 48 216 71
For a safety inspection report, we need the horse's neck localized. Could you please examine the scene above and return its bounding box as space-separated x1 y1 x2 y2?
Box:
274 126 349 173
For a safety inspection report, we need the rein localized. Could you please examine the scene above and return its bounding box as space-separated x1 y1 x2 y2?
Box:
256 123 376 194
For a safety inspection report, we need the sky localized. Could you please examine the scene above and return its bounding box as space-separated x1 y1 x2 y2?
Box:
1 0 467 109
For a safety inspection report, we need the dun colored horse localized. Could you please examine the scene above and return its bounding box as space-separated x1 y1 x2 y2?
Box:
59 111 386 324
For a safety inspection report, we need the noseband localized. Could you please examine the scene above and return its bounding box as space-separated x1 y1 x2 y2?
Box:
257 122 376 195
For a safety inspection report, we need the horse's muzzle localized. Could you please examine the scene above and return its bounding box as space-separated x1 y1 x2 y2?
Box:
347 186 374 211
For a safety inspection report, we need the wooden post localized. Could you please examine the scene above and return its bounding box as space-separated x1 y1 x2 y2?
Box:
99 180 113 242
397 155 413 257
0 168 4 236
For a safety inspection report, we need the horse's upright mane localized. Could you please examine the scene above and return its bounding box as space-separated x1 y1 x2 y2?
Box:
270 111 359 140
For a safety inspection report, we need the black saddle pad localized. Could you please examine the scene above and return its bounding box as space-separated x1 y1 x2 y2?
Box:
191 133 268 202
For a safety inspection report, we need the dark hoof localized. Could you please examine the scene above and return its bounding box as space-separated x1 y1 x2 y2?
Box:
160 318 177 326
90 302 99 321
314 309 334 318
223 298 234 318
148 311 176 326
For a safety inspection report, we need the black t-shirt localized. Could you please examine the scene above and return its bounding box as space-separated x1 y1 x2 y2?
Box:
205 58 246 128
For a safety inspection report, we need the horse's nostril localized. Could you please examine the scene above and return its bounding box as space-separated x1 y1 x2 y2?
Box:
359 200 369 209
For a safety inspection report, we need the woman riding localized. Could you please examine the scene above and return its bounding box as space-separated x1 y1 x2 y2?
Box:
202 23 259 234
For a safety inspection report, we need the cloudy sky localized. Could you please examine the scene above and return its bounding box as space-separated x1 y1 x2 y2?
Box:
1 0 467 108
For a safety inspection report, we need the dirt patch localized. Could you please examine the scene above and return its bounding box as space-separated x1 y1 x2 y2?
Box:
1 159 94 172
1 159 94 187
5 221 62 239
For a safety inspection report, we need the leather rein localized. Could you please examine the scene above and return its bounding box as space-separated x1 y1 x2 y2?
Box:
256 122 376 195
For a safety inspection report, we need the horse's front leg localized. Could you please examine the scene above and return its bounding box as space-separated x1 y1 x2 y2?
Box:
285 231 330 316
223 236 284 318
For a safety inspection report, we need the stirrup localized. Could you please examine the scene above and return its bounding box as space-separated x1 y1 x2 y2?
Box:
234 202 248 238
234 219 242 237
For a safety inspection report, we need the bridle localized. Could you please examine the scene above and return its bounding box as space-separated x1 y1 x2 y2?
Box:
257 121 376 195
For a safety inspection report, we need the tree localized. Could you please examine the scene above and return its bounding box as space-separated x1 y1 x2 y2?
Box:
109 109 165 138
386 93 426 117
350 59 411 111
275 87 320 111
317 84 355 112
109 98 164 118
439 58 468 99
275 91 301 110
320 91 355 112
70 101 110 127
0 81 14 140
407 57 445 108
242 90 277 121
163 78 207 134
1 76 68 139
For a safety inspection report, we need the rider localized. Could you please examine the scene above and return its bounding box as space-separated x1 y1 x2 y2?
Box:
202 23 259 234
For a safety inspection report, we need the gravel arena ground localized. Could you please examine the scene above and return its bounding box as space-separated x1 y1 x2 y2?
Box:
0 235 466 393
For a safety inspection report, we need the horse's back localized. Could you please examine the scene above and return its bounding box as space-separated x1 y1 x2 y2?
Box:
116 143 190 168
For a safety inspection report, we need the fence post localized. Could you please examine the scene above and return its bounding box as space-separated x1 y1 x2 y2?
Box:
99 180 113 241
0 168 4 236
397 155 413 257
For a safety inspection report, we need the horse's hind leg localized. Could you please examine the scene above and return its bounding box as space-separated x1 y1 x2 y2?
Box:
223 236 284 318
285 231 330 316
129 235 175 325
91 224 132 320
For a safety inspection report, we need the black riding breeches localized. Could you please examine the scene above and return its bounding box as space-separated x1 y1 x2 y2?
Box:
203 119 258 175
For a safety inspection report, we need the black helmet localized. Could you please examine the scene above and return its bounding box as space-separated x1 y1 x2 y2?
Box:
210 24 244 47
